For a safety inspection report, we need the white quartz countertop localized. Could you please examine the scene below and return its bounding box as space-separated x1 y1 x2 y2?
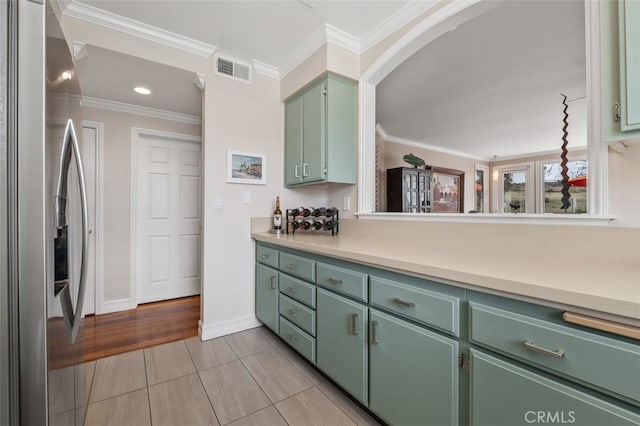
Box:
252 218 640 324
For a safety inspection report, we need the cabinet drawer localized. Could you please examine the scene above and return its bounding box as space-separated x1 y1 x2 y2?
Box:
470 349 640 426
279 317 316 364
370 276 460 336
257 245 279 269
279 294 316 336
316 262 368 302
279 252 315 282
279 273 316 308
470 303 640 404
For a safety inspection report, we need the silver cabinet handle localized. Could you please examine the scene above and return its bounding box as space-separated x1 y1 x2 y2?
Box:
54 119 89 344
393 298 416 308
294 165 300 178
285 286 297 294
523 340 565 359
260 253 269 259
326 277 343 285
287 334 298 343
286 263 297 270
370 320 379 344
303 163 309 177
269 276 277 290
351 313 359 335
287 309 298 317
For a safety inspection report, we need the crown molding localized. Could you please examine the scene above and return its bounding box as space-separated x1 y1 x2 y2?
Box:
360 0 439 53
325 24 361 54
81 96 201 125
252 60 280 80
280 24 328 78
376 124 488 161
63 0 217 58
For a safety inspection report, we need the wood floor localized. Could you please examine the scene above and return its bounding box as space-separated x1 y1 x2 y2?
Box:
48 296 200 369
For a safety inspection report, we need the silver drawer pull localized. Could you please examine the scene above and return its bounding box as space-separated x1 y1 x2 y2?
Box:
269 276 277 290
260 253 269 259
370 320 379 344
393 298 415 308
285 287 297 294
286 263 297 270
326 277 343 285
287 309 298 317
351 313 359 335
287 334 298 343
523 340 565 359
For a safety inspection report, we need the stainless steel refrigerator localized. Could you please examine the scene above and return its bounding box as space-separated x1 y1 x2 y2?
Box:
2 1 90 424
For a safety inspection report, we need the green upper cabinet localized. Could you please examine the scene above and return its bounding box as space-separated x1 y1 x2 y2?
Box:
603 0 640 142
284 73 357 186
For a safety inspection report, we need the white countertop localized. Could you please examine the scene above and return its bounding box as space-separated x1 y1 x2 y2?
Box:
252 218 640 324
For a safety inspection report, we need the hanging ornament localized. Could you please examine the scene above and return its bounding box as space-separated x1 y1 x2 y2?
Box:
560 94 571 210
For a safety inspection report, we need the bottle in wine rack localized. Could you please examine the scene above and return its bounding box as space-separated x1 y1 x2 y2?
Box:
289 208 300 218
298 207 311 217
273 196 282 232
300 219 312 230
291 220 301 230
312 207 326 217
312 220 324 230
323 220 335 231
324 207 337 217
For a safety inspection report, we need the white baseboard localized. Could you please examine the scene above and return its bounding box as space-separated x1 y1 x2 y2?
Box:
199 315 262 341
99 298 136 315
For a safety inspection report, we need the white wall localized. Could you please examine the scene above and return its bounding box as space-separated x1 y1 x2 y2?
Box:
608 143 640 227
200 68 329 338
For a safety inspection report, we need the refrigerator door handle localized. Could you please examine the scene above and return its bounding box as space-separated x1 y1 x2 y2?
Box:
54 119 89 344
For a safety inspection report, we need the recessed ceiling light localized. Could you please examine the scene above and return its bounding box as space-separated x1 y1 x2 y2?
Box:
134 87 151 95
61 70 73 80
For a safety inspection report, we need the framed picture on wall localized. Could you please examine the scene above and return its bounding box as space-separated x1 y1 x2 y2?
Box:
226 150 266 185
431 167 464 213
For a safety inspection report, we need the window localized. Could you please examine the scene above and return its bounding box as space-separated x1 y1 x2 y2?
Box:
539 159 588 214
493 163 535 214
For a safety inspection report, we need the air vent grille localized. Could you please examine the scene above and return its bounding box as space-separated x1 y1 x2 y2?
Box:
216 56 252 83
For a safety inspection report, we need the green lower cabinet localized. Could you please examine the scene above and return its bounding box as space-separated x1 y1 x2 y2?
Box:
469 349 640 426
369 309 459 426
316 288 368 405
255 264 278 333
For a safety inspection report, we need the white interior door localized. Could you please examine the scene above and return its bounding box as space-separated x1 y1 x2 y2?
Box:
135 133 201 304
81 125 97 315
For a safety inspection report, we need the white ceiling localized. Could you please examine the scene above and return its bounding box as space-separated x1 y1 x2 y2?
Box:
74 44 202 116
59 0 588 159
376 0 587 160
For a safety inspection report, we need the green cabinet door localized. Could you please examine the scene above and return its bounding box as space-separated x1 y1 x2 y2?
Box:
302 79 325 183
256 264 279 333
316 288 368 404
369 309 459 426
284 95 303 186
619 0 640 131
470 349 640 426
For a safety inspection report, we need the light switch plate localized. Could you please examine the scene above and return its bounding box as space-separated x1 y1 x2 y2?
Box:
214 196 223 209
242 191 251 204
342 196 351 211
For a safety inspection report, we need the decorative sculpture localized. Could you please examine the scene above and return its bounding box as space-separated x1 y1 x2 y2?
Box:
560 94 571 210
403 153 426 168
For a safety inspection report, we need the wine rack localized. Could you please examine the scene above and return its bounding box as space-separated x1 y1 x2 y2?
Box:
285 207 339 236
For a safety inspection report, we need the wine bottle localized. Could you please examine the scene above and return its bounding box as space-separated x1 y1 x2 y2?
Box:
300 220 312 230
312 207 326 217
323 220 335 231
299 207 311 217
273 196 282 231
291 220 301 230
312 220 324 230
289 208 300 218
324 207 337 217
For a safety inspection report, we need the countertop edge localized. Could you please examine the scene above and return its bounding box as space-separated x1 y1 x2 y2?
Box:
252 232 640 325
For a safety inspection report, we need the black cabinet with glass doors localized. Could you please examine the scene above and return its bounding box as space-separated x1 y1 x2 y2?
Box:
387 167 433 213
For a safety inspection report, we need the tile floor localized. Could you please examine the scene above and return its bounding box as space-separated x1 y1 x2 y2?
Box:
50 326 380 426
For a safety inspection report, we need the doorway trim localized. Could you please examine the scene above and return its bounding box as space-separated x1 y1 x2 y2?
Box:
130 127 202 308
82 120 105 314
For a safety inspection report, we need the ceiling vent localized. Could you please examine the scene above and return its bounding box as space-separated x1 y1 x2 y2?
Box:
216 55 252 84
